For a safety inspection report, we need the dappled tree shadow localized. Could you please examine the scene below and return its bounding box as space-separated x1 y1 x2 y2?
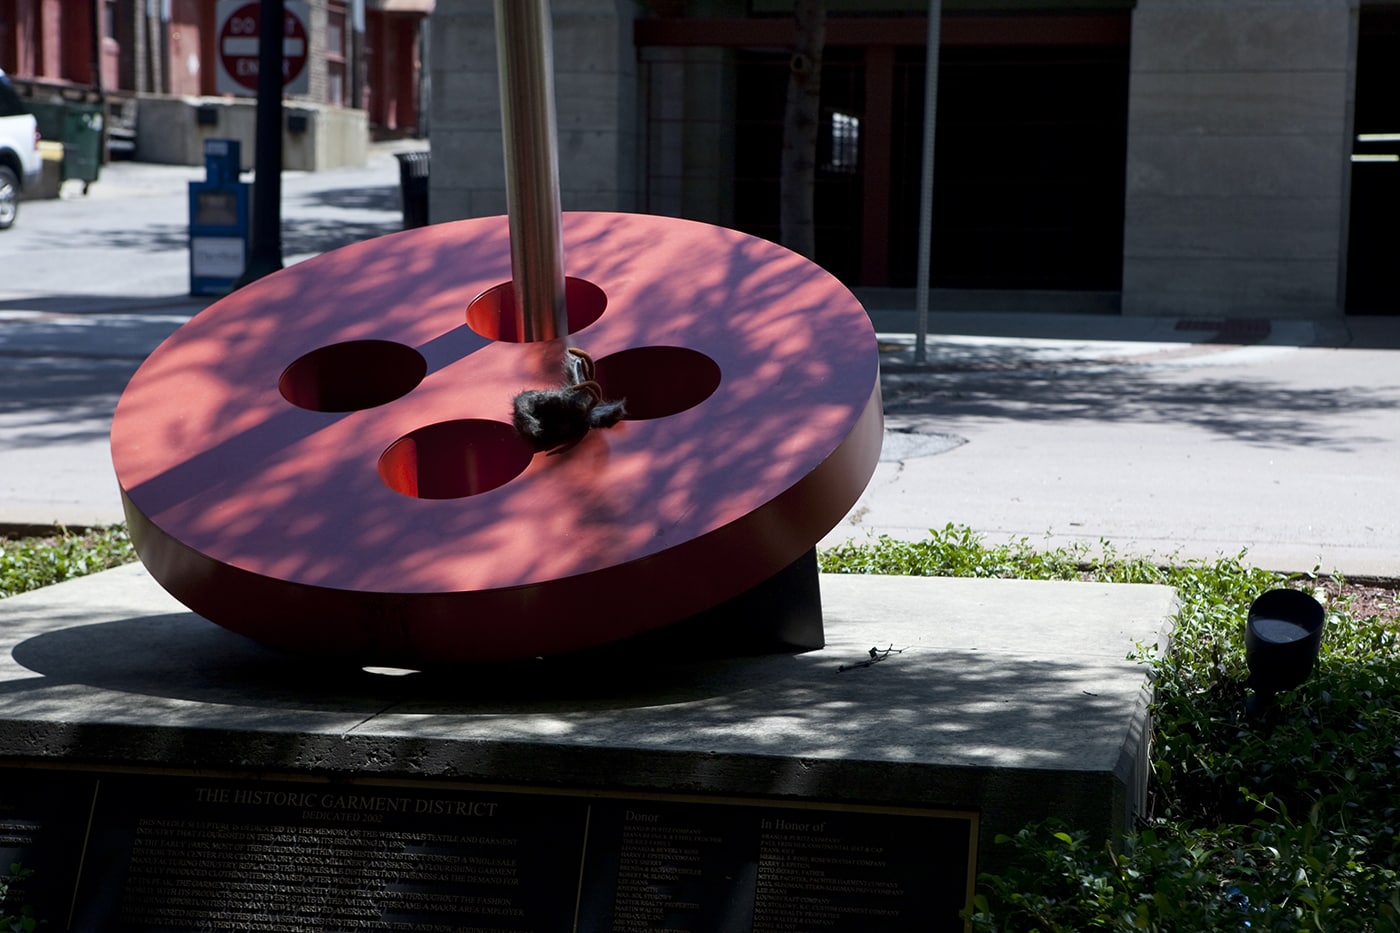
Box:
9 185 402 257
17 221 190 253
880 343 1400 451
7 593 1144 778
12 216 402 257
0 292 212 448
0 357 140 446
295 183 400 213
283 218 403 257
0 293 210 316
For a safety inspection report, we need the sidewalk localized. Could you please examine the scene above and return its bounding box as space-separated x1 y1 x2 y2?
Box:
821 311 1400 578
2 154 1398 577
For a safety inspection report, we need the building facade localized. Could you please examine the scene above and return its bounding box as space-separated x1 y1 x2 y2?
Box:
1 0 431 168
430 0 1397 320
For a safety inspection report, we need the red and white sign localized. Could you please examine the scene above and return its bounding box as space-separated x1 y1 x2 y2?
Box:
215 0 311 97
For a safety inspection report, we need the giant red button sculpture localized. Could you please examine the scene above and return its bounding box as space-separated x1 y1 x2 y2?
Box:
110 211 882 664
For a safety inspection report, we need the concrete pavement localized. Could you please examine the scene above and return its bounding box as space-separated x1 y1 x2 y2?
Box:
2 150 1398 577
824 313 1400 578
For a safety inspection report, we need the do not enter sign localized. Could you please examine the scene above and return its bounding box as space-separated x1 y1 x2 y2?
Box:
216 0 311 97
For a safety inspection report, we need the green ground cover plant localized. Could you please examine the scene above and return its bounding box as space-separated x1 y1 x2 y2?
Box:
0 526 135 599
2 524 1396 929
822 525 1400 932
0 862 38 932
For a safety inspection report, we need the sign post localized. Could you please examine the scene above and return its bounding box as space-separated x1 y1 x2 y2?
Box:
231 0 297 288
215 0 310 97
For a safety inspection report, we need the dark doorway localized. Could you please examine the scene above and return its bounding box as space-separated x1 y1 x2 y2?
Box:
1346 8 1400 315
721 15 1130 293
889 42 1129 292
732 48 865 284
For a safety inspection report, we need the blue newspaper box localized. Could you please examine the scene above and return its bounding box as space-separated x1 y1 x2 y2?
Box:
188 139 250 295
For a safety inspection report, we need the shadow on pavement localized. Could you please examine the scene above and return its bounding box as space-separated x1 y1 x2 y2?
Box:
0 292 210 450
880 343 1400 452
0 293 212 316
9 185 402 259
296 183 401 213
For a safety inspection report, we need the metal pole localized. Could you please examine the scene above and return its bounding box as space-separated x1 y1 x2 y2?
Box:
236 0 286 287
494 0 567 342
91 0 106 164
914 0 941 365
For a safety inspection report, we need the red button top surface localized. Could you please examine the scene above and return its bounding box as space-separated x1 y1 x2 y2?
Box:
112 212 882 662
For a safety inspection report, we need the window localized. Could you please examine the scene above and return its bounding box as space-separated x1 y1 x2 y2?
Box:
821 110 861 174
326 4 347 106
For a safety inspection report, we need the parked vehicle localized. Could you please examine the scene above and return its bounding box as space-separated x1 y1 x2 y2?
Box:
0 69 43 230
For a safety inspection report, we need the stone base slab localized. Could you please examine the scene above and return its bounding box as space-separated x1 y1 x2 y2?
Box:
0 564 1174 871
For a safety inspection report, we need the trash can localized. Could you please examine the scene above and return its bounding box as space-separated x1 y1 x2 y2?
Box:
395 150 430 230
27 98 103 192
59 102 103 189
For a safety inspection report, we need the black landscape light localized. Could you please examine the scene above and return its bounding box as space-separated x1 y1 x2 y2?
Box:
1244 588 1326 717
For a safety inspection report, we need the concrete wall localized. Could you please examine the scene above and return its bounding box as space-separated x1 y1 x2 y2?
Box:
1121 0 1358 318
640 46 736 227
429 0 640 223
427 0 1365 320
133 96 369 171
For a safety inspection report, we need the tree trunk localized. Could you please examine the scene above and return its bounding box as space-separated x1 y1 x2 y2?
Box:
779 0 825 260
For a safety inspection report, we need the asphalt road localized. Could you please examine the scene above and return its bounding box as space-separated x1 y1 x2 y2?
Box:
2 149 1399 578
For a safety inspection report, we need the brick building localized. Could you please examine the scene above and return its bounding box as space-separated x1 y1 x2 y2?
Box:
1 0 431 167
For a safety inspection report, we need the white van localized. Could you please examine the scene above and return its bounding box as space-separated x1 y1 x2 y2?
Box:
0 68 43 230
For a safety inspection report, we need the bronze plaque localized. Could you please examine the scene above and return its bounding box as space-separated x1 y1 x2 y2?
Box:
1 767 975 931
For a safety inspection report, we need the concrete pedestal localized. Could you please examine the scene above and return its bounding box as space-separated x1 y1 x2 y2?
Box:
0 565 1173 925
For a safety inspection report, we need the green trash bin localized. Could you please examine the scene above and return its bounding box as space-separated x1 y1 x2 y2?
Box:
27 98 103 191
59 103 102 188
